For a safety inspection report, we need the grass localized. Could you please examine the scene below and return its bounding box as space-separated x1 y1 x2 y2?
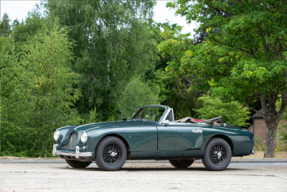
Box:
254 137 265 151
238 151 287 159
254 137 287 152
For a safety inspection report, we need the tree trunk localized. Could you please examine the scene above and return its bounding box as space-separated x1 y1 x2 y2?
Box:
263 115 280 158
263 126 277 158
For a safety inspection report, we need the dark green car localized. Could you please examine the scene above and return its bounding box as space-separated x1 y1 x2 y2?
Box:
52 105 255 171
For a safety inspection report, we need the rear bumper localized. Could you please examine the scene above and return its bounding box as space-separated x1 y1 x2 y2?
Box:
52 144 92 158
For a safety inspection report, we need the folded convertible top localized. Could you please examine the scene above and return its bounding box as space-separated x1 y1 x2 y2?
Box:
176 116 224 125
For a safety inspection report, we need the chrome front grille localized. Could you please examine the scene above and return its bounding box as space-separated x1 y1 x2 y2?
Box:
62 132 78 150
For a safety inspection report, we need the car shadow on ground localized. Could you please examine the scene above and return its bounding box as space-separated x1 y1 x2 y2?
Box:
57 166 248 172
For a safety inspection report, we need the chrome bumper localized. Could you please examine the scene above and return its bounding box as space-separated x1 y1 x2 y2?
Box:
252 147 256 155
52 144 92 158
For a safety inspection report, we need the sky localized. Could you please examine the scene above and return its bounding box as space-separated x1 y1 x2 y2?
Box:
0 0 197 35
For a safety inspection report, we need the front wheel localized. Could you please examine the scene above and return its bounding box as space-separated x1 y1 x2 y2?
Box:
169 159 194 169
95 136 127 171
202 138 232 171
66 160 92 168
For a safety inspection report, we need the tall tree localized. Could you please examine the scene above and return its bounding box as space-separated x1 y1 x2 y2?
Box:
162 0 287 157
116 76 160 119
1 19 81 157
0 13 11 37
157 25 203 119
12 8 45 44
45 0 157 120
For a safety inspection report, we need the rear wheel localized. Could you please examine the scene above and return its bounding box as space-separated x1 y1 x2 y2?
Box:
66 160 92 168
202 138 232 171
95 136 127 171
169 159 194 169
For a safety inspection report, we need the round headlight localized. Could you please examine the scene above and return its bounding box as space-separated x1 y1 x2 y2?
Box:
54 130 60 142
81 131 88 144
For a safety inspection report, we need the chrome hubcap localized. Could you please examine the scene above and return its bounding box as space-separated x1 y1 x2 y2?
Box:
217 151 222 158
110 152 117 157
103 144 122 164
209 145 227 165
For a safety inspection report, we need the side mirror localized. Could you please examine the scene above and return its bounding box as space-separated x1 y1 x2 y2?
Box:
163 120 169 125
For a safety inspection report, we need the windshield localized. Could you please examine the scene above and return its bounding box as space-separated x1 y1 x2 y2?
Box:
132 106 166 122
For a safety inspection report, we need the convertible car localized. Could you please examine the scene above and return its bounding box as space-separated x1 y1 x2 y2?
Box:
52 105 255 171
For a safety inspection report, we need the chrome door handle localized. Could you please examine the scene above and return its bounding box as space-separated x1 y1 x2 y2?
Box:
192 129 202 133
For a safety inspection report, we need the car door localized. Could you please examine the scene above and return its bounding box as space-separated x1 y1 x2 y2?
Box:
120 120 158 159
157 122 203 159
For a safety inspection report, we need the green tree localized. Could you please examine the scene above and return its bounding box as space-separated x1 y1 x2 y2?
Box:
12 7 45 44
196 96 250 127
116 76 160 119
1 19 81 157
142 22 177 104
162 0 287 157
157 25 203 119
45 0 158 120
0 13 11 37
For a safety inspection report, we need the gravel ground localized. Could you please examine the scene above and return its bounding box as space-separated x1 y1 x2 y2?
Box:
0 160 286 192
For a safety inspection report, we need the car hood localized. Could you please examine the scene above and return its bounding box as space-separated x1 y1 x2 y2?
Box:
68 119 155 132
57 120 155 146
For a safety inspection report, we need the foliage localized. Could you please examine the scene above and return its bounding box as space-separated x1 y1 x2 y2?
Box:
155 24 203 119
0 13 11 37
44 0 158 120
254 137 265 151
165 79 201 120
1 19 82 157
84 108 99 124
12 7 45 44
116 76 160 119
196 96 250 127
163 0 287 157
142 22 177 105
276 113 287 151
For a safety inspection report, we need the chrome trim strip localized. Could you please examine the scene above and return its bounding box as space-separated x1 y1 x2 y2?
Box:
85 127 99 132
56 152 92 157
73 123 90 130
171 108 175 121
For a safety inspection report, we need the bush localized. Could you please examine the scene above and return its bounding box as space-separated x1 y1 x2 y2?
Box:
196 95 250 127
275 122 287 152
254 137 265 151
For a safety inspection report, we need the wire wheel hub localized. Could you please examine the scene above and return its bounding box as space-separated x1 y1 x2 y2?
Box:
103 144 122 164
209 145 227 165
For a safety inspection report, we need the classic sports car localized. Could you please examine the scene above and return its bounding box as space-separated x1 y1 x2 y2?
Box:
52 105 255 171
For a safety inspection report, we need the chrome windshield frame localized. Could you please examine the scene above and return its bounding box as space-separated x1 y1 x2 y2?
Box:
132 105 173 125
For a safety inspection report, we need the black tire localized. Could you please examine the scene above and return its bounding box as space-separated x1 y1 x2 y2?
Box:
169 159 194 169
66 160 92 168
202 138 232 171
95 136 127 171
